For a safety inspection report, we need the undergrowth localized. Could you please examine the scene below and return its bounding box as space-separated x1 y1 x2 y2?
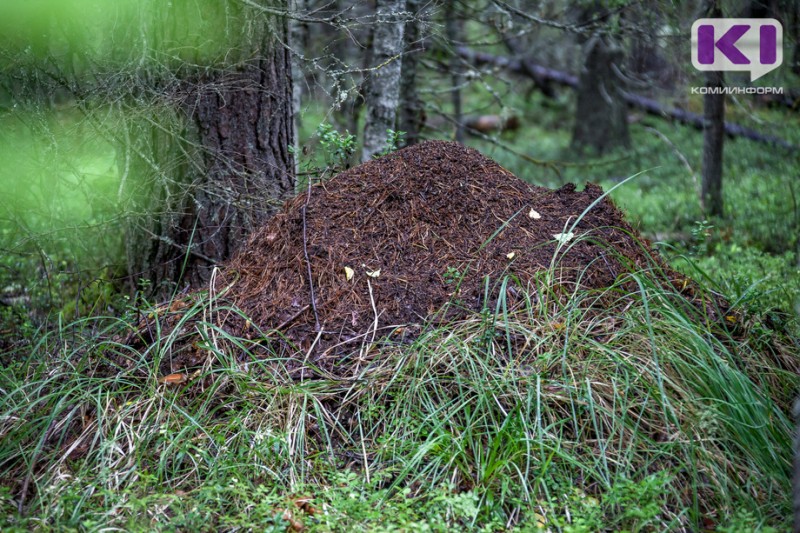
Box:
0 259 796 532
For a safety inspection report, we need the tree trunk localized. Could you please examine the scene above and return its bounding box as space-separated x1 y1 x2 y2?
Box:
445 9 466 143
701 0 725 218
570 35 630 154
123 3 295 294
398 0 425 147
701 69 725 218
361 0 407 161
289 0 308 176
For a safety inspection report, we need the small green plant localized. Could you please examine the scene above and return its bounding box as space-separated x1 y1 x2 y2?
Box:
690 218 714 255
317 122 356 170
443 266 463 284
291 123 357 192
375 129 406 158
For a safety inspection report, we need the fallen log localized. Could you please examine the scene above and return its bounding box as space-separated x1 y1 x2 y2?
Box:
456 46 797 151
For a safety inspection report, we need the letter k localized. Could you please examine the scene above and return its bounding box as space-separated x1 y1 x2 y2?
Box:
698 24 750 64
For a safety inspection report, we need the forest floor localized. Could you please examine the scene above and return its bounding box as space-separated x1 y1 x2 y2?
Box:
1 139 797 531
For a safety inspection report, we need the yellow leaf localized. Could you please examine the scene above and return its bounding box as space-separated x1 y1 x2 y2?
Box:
366 269 381 278
506 251 516 259
344 266 354 281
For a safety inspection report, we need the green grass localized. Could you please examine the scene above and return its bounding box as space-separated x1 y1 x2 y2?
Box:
1 253 795 531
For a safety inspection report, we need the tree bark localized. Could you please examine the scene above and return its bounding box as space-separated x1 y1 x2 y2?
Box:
123 2 295 294
361 0 407 161
571 35 630 154
289 0 308 176
701 0 725 218
445 9 466 144
701 69 725 218
398 0 425 147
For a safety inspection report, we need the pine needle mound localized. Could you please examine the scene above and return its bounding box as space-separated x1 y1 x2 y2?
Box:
216 140 692 366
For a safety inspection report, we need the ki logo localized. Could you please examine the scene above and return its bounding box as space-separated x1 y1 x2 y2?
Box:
691 18 783 81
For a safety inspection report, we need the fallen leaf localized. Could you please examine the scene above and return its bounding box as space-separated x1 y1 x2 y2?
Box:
528 208 541 219
282 509 304 531
553 231 574 244
158 373 188 385
344 266 354 281
506 251 516 259
293 496 318 516
366 269 381 278
169 299 188 312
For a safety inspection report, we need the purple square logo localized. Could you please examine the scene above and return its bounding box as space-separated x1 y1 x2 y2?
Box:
691 18 783 81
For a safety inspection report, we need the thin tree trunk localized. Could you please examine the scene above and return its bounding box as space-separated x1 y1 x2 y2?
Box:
398 0 425 147
701 68 725 218
361 0 407 161
701 0 724 218
445 10 465 143
289 0 308 177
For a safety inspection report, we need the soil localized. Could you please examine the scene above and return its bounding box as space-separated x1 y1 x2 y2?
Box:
184 140 696 373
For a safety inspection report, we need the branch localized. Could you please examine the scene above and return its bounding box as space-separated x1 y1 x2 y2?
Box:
491 0 638 34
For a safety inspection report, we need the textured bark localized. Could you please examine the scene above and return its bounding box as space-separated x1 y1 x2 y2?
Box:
361 0 407 162
445 10 465 143
571 35 630 154
289 0 308 175
701 69 725 218
398 0 425 147
123 4 295 293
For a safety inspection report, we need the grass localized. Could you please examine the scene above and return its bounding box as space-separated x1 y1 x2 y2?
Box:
0 249 796 531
